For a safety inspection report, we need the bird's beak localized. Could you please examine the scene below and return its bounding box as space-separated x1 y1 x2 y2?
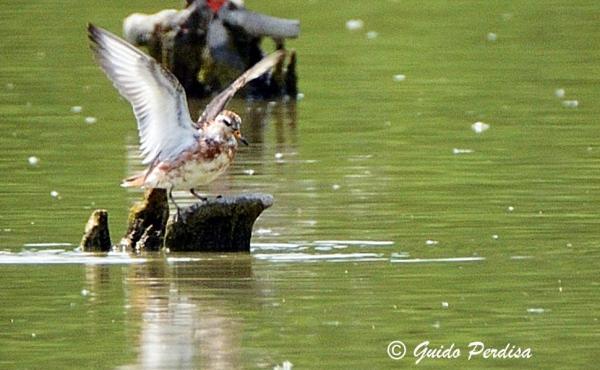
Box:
234 130 249 146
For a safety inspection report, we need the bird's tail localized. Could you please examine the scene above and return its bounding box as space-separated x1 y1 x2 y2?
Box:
121 173 145 188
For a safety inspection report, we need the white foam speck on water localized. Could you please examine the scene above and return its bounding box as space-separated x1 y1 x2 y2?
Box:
50 190 60 198
393 74 406 82
6 82 15 90
254 252 385 263
442 301 449 308
391 256 485 264
555 88 565 98
0 250 146 265
80 289 90 296
347 154 373 162
471 121 490 133
251 243 302 251
251 240 396 262
507 206 515 212
366 31 379 39
166 257 205 263
23 242 73 248
255 228 272 235
27 156 39 166
70 106 83 113
274 152 284 160
332 245 348 249
332 184 341 190
345 19 364 31
391 252 410 259
452 148 474 155
492 234 499 240
243 169 255 176
314 240 394 246
562 100 579 108
273 360 293 370
84 116 97 124
486 32 497 42
425 239 439 246
510 255 532 260
527 308 546 314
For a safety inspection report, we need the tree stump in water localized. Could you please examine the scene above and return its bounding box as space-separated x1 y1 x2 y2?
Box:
120 188 170 251
80 209 112 252
80 187 273 253
164 193 273 252
123 0 299 99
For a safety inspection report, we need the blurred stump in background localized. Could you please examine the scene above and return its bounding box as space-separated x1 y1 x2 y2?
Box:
123 0 299 99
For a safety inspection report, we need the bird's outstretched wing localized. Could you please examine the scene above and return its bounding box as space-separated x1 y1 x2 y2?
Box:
198 50 285 125
88 24 197 165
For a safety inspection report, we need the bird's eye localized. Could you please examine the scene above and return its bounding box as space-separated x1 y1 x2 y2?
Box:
223 118 232 127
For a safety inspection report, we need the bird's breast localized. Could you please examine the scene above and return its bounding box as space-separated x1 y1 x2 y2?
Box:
148 143 234 189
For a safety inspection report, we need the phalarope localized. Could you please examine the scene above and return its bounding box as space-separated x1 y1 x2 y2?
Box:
88 24 283 213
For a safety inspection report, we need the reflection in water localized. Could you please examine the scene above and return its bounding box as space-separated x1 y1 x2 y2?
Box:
243 101 298 148
85 256 254 370
186 98 297 147
187 98 298 156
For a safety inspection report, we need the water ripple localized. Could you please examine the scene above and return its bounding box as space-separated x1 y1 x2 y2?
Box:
0 250 146 265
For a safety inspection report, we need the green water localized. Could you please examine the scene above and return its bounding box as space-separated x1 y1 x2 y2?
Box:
1 1 599 369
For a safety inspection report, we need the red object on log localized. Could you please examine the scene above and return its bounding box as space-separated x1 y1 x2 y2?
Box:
207 0 227 13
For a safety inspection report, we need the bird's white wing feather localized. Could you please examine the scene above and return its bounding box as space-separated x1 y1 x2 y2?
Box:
88 24 197 165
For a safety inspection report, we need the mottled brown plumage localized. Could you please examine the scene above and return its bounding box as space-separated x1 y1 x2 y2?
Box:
88 24 283 212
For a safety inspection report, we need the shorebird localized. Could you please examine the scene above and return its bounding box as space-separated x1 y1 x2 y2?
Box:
87 24 283 214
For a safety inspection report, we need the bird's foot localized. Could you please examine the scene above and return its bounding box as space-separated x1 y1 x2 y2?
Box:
173 207 187 224
169 187 187 223
175 212 187 224
190 189 208 202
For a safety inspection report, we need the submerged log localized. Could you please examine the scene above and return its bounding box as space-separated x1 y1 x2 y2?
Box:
164 194 273 252
80 209 112 252
121 188 169 251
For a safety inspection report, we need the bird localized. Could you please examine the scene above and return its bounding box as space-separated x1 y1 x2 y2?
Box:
87 24 284 215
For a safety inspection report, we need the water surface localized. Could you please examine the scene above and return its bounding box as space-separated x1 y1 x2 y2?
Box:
1 1 599 369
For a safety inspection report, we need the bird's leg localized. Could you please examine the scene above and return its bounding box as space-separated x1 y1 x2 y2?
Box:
190 188 207 202
169 187 184 222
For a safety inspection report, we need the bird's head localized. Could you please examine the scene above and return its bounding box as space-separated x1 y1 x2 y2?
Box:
215 110 248 145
